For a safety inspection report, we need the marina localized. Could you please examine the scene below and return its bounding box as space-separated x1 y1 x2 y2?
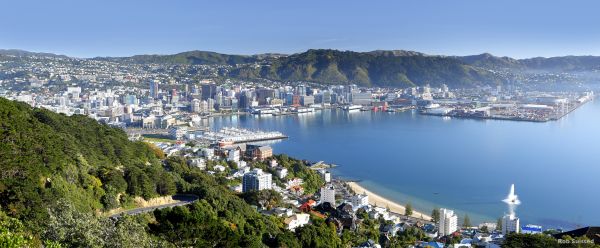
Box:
199 127 288 146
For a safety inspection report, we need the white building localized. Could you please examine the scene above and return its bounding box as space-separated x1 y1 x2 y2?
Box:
168 126 188 140
188 158 206 170
479 222 498 232
276 167 288 179
242 168 272 193
227 149 240 162
438 208 458 237
369 206 390 220
284 213 310 231
317 169 331 183
202 148 215 160
351 194 369 208
285 178 303 189
213 165 226 172
320 184 336 206
191 99 201 113
351 91 373 105
502 214 520 235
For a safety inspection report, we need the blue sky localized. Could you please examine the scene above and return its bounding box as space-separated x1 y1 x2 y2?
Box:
1 0 599 58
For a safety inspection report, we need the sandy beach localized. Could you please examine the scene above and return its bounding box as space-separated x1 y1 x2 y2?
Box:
347 182 431 221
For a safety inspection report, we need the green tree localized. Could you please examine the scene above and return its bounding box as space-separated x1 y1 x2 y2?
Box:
431 208 440 223
44 200 155 248
275 231 301 248
396 226 428 246
463 214 472 228
502 233 558 248
101 185 120 210
240 189 283 210
156 172 177 195
0 210 34 248
295 219 342 248
404 203 413 216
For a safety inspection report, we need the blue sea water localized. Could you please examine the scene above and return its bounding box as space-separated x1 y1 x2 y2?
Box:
207 100 600 229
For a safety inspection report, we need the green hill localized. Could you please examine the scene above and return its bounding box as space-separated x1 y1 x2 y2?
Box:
0 97 169 223
456 53 600 72
0 98 345 247
92 49 506 87
253 49 503 87
95 50 267 65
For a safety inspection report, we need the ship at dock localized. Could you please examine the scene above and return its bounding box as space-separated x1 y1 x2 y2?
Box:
200 127 287 147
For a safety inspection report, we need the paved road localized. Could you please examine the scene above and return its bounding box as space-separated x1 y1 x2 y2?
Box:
109 194 199 218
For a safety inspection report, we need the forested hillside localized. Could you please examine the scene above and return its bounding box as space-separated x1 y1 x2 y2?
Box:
255 49 503 87
0 97 171 225
0 97 345 247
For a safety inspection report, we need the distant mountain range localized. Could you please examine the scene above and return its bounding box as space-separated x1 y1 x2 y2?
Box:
455 53 600 72
3 48 600 87
93 50 285 65
0 49 69 58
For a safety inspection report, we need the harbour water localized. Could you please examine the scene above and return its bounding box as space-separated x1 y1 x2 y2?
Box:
205 100 600 229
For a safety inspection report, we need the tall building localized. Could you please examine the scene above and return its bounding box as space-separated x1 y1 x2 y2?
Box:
320 184 336 206
295 85 306 96
191 99 201 113
351 91 373 105
438 208 458 237
242 169 272 193
149 80 159 99
317 169 331 183
256 88 275 105
171 88 178 103
201 84 217 100
502 214 520 235
301 95 314 106
322 91 332 104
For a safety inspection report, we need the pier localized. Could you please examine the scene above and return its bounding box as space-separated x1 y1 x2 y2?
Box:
200 127 287 145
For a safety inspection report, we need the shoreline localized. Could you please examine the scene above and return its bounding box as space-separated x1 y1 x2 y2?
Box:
346 181 432 221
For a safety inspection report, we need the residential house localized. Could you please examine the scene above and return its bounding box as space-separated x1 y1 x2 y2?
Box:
284 213 310 231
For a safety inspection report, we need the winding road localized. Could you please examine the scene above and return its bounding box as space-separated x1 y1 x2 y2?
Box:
109 194 199 218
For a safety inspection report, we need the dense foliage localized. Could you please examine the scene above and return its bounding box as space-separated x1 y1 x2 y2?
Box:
0 98 171 228
268 154 325 195
502 233 600 248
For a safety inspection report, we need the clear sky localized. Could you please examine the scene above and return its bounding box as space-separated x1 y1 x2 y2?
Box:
1 0 599 58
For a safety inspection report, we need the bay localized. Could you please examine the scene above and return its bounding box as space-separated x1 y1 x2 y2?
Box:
206 100 600 229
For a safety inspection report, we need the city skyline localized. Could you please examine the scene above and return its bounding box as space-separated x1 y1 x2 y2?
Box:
2 0 600 58
3 1 600 246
